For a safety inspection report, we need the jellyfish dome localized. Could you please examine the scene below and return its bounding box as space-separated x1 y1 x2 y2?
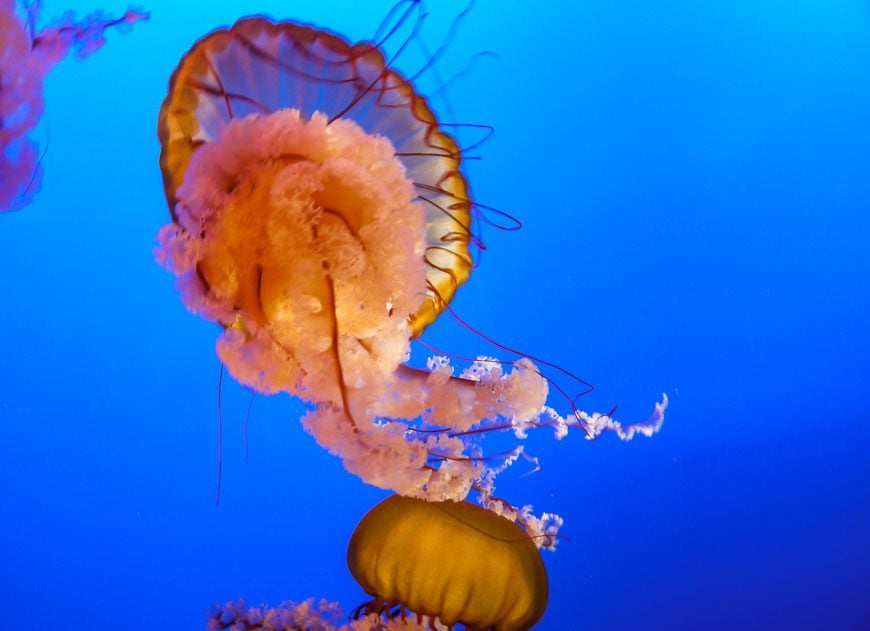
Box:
156 9 667 528
348 494 548 631
0 0 147 211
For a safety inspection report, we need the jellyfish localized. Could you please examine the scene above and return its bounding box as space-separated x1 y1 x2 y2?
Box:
0 0 147 211
156 4 667 534
348 494 548 630
210 495 547 631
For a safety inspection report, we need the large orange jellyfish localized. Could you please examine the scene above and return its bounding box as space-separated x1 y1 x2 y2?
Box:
0 0 147 211
210 495 547 631
156 4 667 536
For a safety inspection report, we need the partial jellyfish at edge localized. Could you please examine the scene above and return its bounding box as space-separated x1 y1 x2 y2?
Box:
0 0 147 212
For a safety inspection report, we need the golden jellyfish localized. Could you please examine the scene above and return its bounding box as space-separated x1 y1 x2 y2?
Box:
0 0 147 211
156 2 667 535
348 495 548 631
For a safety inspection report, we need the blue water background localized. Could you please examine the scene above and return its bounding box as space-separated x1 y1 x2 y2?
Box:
1 1 869 628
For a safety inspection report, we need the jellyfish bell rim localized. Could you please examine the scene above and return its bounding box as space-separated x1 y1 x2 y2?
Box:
157 11 476 337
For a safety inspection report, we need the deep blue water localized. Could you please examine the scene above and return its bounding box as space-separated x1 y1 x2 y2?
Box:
2 1 869 629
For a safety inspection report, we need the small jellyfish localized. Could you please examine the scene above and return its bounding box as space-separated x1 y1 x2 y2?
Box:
348 494 548 630
0 0 147 211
